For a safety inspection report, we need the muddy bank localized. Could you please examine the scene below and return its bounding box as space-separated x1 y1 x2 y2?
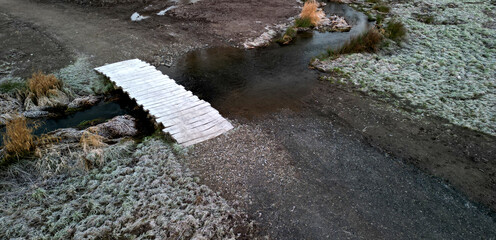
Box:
308 81 496 212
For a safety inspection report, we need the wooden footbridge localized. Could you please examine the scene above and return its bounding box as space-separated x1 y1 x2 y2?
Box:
95 59 233 147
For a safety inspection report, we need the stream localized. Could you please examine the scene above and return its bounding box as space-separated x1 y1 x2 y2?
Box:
26 2 370 135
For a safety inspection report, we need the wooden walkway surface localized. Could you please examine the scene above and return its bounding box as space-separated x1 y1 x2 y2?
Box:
95 59 233 146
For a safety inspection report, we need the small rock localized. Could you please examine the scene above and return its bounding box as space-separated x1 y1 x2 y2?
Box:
0 93 22 114
68 95 101 109
38 89 70 108
92 115 138 139
23 110 51 118
48 128 84 143
25 89 70 111
0 112 17 126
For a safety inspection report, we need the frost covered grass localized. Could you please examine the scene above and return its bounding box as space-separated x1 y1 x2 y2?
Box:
318 0 496 135
0 138 252 239
55 57 113 96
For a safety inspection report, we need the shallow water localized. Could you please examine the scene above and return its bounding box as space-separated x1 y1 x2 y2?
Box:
32 101 128 135
159 2 369 117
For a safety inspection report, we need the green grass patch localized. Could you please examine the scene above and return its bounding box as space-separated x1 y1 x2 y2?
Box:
295 17 313 28
373 4 390 13
0 81 26 94
325 28 383 59
384 19 407 41
276 27 298 44
77 118 107 129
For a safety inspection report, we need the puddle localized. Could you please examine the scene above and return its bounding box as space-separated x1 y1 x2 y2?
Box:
159 2 369 118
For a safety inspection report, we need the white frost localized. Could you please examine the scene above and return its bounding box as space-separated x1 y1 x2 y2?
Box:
157 6 178 16
130 12 150 22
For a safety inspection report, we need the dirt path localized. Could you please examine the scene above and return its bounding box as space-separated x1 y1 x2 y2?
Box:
0 0 207 68
187 84 496 238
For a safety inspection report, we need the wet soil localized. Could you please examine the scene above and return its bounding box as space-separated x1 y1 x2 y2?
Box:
187 82 496 239
310 82 496 212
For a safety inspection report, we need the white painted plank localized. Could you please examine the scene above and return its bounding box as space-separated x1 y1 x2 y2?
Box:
177 121 233 146
96 59 233 147
98 60 149 73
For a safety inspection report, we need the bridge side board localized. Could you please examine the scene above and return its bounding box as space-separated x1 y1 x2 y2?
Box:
95 59 233 146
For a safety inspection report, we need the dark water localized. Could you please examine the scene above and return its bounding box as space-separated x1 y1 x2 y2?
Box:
159 2 369 117
0 101 128 145
32 101 128 135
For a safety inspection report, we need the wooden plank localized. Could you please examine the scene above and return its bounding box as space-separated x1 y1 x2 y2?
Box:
115 74 165 86
157 102 212 127
135 88 187 104
95 59 233 147
144 91 193 108
108 68 159 81
153 100 208 117
177 120 233 145
130 82 182 94
95 59 145 71
174 116 224 134
167 117 224 135
99 64 150 75
116 73 168 84
136 93 187 107
103 65 155 76
97 60 149 73
107 68 159 80
119 80 174 93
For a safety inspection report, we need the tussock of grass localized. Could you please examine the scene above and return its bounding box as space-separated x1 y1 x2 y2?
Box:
299 0 324 27
277 27 298 44
79 128 106 170
327 28 383 58
373 4 390 13
27 71 62 97
2 116 34 163
385 20 407 41
295 17 313 28
80 128 105 153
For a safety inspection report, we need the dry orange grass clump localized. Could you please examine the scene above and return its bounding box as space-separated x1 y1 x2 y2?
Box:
2 116 34 161
80 127 105 153
79 127 106 170
300 0 325 26
28 71 62 97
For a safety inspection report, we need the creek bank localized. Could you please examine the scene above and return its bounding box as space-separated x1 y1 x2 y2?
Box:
0 114 257 239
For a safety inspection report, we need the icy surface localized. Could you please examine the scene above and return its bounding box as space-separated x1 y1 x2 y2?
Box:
0 139 248 239
130 12 150 21
157 6 177 16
